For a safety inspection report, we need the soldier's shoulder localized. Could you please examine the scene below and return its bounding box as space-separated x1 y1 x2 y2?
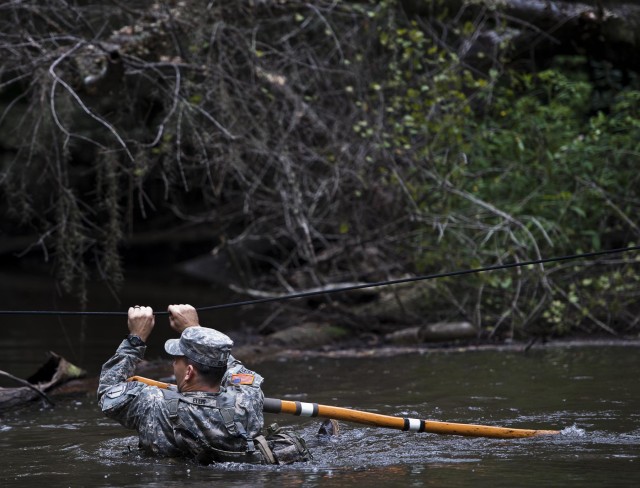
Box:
101 381 165 407
226 364 264 388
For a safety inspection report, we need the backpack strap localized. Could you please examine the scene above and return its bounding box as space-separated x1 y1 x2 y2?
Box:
161 388 256 455
161 389 191 454
253 435 277 464
219 407 256 452
218 407 240 436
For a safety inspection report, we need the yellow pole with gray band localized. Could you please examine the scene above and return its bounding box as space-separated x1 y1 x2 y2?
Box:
128 376 560 439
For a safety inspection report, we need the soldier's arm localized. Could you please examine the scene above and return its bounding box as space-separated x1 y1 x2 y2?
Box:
98 335 156 430
97 306 154 397
97 306 157 429
97 337 146 400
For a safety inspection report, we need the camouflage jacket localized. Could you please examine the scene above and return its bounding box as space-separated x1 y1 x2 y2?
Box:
97 339 264 460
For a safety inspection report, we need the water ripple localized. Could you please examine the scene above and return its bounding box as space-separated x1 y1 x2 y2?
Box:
560 424 587 437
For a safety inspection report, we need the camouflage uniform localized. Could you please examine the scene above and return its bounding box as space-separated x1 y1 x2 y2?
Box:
98 327 266 463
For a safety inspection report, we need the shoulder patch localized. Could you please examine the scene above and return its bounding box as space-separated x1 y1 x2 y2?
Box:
230 373 255 386
106 383 127 399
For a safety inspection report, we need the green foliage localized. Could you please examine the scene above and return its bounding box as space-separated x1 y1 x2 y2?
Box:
348 5 640 336
462 74 640 335
542 262 640 336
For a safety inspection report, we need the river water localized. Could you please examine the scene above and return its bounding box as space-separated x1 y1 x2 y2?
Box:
1 344 638 487
0 274 639 486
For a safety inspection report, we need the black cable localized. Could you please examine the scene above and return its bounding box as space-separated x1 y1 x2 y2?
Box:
1 245 639 317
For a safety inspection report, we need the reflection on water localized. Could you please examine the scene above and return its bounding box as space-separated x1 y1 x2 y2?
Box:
1 346 639 487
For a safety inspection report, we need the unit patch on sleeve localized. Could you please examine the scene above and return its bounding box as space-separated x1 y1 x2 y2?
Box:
230 373 255 385
106 383 127 399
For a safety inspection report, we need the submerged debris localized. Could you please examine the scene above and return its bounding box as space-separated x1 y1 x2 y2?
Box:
0 352 86 411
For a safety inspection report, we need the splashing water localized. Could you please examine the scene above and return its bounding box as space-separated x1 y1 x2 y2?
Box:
560 424 587 437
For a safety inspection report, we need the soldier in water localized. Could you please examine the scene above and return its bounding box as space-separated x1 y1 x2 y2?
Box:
97 303 313 464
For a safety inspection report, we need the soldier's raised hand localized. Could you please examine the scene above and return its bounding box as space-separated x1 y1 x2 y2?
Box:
127 305 155 342
167 304 200 334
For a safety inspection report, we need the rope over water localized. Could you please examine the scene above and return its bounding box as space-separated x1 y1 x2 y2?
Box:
1 245 639 317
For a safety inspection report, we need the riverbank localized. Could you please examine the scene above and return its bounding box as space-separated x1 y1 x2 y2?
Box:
232 336 640 363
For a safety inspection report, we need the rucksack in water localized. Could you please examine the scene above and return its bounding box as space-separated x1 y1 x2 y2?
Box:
253 423 312 464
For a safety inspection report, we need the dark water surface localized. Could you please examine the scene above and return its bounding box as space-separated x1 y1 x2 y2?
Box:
1 273 639 486
1 346 639 487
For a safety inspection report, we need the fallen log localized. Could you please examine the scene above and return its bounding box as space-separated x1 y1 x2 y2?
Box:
0 352 86 411
0 369 54 407
385 322 478 345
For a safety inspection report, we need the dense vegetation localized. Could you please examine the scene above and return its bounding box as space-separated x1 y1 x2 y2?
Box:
1 1 639 340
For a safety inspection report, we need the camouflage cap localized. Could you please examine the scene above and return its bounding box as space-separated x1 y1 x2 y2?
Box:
164 327 233 368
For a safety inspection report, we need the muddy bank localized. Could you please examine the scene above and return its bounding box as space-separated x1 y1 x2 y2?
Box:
232 336 640 363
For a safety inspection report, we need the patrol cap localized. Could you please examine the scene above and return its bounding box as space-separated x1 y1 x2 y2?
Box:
164 326 233 368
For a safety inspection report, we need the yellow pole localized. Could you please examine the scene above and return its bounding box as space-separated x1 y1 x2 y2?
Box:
127 376 560 439
128 376 172 389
